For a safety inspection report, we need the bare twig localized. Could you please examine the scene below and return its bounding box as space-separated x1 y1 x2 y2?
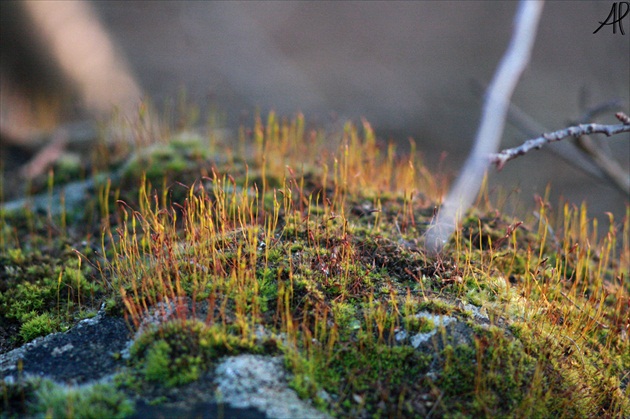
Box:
565 100 626 185
471 81 624 182
615 111 630 125
496 95 630 194
489 113 630 177
424 0 544 254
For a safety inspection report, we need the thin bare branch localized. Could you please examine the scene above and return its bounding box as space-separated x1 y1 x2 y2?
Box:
471 82 626 182
490 114 630 172
616 111 630 125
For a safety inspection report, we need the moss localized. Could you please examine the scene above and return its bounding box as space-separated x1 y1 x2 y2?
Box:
30 379 134 419
2 112 628 417
436 327 541 417
0 243 103 347
404 314 435 334
255 269 279 312
19 312 59 342
6 248 26 264
2 377 133 419
508 320 630 417
129 320 208 388
418 300 458 316
141 337 205 387
438 343 476 398
331 301 359 339
128 319 268 388
309 336 432 417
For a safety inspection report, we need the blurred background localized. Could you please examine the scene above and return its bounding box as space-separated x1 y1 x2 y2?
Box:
1 1 628 221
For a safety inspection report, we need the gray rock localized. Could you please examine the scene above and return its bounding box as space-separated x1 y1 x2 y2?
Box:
215 355 330 419
1 308 131 385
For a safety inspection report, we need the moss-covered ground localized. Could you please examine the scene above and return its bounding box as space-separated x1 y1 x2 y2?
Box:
1 112 628 418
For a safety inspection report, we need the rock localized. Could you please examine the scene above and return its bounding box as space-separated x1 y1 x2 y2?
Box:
215 355 330 419
1 309 131 385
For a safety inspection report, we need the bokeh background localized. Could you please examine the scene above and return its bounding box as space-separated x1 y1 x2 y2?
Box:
2 1 629 221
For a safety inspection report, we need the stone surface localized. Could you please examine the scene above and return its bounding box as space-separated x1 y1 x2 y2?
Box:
215 355 330 419
1 309 131 385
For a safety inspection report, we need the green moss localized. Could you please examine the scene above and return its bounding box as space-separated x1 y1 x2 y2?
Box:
307 336 432 417
0 244 103 347
404 314 435 334
128 319 267 388
436 327 540 417
508 320 630 417
2 112 627 417
256 268 279 312
3 281 50 321
30 379 134 419
7 248 26 264
144 339 194 386
129 320 206 388
418 300 457 316
331 301 359 339
3 377 133 418
439 344 476 398
19 312 58 342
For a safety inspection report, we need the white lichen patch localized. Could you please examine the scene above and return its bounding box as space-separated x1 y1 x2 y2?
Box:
214 355 330 419
395 311 458 349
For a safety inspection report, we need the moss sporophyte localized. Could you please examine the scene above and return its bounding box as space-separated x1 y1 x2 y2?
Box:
1 112 628 417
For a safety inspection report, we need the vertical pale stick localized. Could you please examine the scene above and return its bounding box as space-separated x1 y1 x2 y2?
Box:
424 0 545 254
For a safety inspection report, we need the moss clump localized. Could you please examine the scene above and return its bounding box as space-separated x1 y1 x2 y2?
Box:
306 336 432 417
404 314 435 334
128 319 266 388
331 301 360 339
435 326 601 417
508 320 630 417
38 380 133 419
418 300 458 316
436 326 539 417
19 312 59 342
0 245 103 348
6 378 134 419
